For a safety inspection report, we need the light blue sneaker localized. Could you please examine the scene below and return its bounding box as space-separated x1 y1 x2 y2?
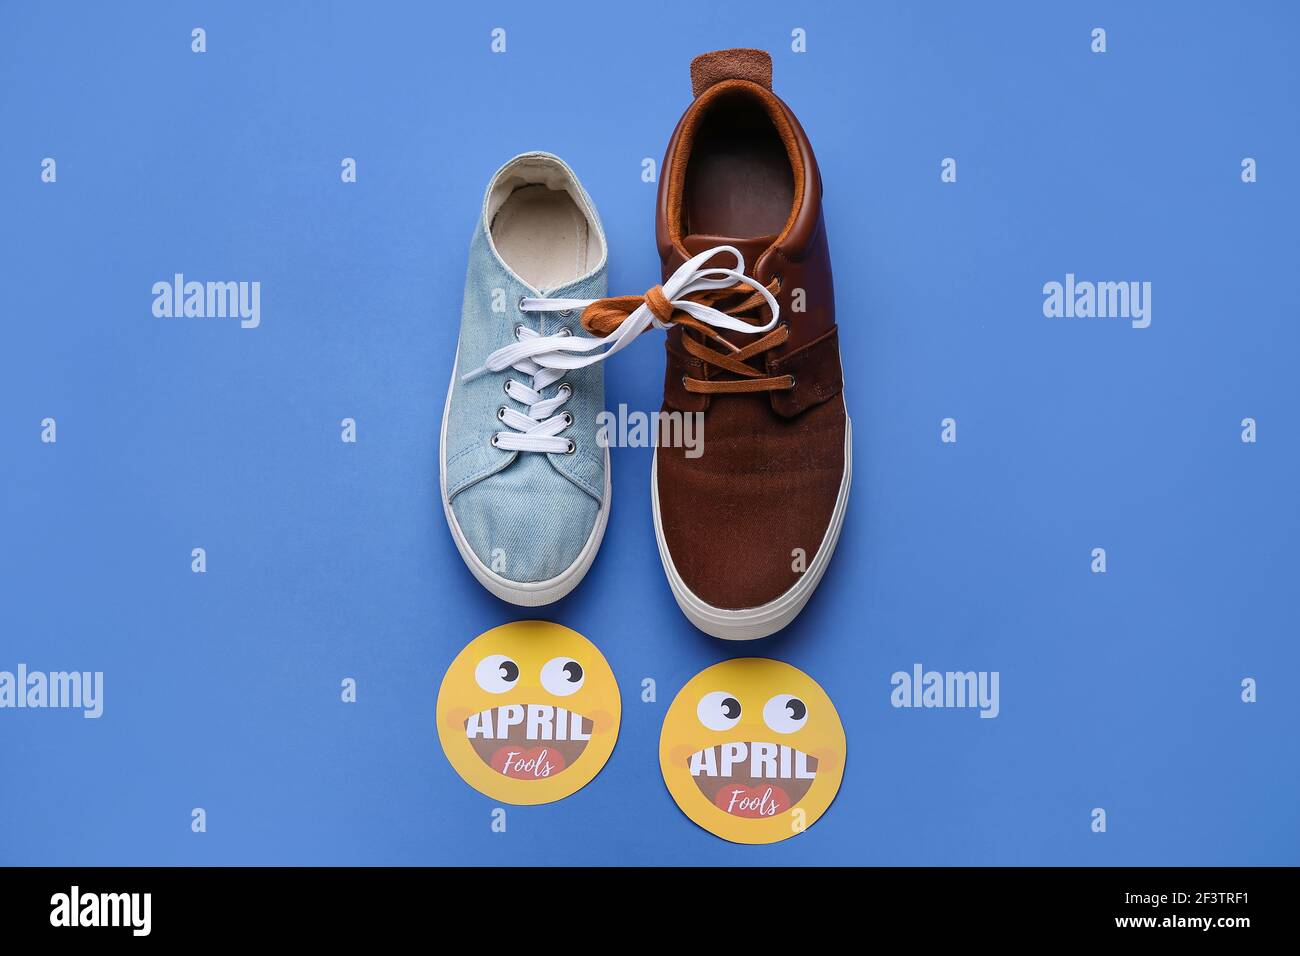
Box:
439 153 610 605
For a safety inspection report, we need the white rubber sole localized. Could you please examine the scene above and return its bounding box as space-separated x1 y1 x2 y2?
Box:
651 412 852 640
439 350 611 607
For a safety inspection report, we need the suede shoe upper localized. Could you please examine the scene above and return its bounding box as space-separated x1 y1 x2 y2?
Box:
650 51 849 613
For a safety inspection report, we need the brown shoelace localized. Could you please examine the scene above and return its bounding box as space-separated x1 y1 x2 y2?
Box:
579 278 794 394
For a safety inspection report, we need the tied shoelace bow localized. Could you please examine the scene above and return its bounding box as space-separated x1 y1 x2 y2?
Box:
581 254 795 395
461 246 794 451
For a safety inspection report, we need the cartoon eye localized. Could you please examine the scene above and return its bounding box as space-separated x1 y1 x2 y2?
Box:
540 657 584 696
763 694 808 734
697 691 742 731
474 654 520 694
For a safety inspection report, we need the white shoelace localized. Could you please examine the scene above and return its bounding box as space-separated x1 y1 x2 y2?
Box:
461 245 780 454
488 325 578 454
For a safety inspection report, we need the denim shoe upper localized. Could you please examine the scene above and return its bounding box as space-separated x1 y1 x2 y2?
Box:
444 153 608 584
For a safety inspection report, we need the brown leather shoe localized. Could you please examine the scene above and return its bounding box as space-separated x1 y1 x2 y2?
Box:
641 49 852 639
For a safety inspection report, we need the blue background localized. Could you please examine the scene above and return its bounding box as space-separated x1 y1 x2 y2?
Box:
2 0 1297 865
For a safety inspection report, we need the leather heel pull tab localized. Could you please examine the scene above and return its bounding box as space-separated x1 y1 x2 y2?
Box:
690 48 772 97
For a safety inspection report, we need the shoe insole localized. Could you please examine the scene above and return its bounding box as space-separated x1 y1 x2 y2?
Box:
684 96 795 239
491 184 589 290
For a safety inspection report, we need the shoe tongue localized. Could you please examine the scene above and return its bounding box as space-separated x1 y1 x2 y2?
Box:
680 233 777 273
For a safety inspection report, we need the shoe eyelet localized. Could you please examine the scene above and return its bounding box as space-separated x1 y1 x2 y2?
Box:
557 327 572 337
564 439 577 455
497 407 507 421
559 309 574 317
680 375 688 389
517 296 528 313
489 434 501 448
773 273 784 291
514 324 526 339
558 382 571 397
561 412 573 426
502 378 513 394
787 375 798 389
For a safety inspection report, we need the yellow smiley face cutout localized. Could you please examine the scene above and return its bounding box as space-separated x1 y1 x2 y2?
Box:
660 658 846 844
437 621 621 805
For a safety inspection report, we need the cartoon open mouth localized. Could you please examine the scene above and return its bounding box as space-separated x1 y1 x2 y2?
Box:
465 704 593 780
688 741 819 818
